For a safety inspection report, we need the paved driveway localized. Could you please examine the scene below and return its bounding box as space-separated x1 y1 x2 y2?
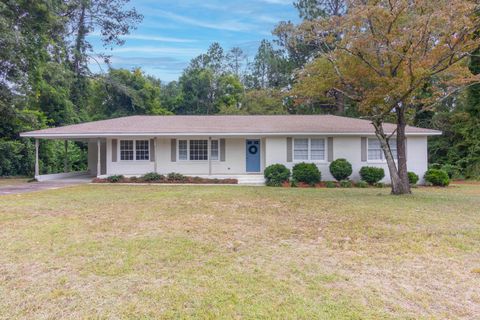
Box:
0 176 91 195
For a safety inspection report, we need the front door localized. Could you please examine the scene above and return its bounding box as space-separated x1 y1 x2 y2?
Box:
246 139 261 172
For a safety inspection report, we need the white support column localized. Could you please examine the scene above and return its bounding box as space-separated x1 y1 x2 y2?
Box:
154 137 158 173
208 136 212 176
97 138 101 177
64 140 68 173
35 139 39 178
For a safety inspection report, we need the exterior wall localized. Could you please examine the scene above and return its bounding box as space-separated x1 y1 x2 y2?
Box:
103 137 266 176
265 135 429 183
96 135 429 182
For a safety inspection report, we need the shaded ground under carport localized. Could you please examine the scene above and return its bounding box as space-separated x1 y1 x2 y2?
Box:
0 175 92 195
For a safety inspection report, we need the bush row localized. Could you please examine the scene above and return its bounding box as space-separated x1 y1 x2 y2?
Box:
264 160 450 187
95 172 238 184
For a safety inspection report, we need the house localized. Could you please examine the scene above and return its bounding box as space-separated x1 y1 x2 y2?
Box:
20 115 441 184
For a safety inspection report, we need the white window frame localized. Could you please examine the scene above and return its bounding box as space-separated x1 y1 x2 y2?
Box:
367 138 397 162
293 138 327 162
177 139 219 162
119 139 150 161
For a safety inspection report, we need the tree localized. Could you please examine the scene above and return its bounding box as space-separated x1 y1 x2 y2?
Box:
226 47 247 78
293 0 480 194
88 68 171 118
294 0 346 20
248 40 291 89
219 89 285 115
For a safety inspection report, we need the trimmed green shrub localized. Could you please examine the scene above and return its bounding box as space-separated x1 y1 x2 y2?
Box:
339 180 352 188
424 169 450 186
107 175 124 183
264 164 291 187
292 162 321 185
329 158 353 181
325 181 337 188
359 166 385 185
142 172 164 182
167 172 187 182
356 180 368 188
408 172 419 185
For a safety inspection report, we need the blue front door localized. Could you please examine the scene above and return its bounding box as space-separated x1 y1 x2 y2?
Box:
246 139 261 172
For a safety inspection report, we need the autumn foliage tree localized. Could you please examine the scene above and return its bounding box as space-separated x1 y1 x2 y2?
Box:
292 0 480 194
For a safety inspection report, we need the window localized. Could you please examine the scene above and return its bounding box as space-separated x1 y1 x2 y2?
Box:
190 140 208 160
120 140 134 161
293 139 309 160
120 140 149 161
178 139 219 161
210 140 219 160
135 140 149 160
310 139 325 160
368 138 397 161
178 140 188 160
293 138 326 161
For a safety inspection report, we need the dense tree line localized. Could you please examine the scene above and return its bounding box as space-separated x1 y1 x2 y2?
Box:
1 0 479 181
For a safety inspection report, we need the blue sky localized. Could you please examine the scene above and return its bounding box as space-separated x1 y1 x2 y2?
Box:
88 0 299 82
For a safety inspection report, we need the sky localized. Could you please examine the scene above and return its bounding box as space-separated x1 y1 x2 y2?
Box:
88 0 300 82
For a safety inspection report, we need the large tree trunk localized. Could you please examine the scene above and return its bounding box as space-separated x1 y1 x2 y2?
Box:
372 120 411 195
396 106 411 194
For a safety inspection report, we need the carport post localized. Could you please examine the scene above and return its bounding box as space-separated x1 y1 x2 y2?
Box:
34 138 39 178
97 139 101 177
64 140 68 173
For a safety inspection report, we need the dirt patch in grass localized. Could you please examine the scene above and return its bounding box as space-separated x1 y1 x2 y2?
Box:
0 185 479 318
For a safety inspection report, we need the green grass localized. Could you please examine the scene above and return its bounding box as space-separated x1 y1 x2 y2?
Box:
1 184 480 319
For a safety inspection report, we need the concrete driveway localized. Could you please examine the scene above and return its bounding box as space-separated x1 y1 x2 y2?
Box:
0 176 92 195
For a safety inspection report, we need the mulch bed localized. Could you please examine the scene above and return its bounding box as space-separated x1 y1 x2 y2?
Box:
92 176 238 184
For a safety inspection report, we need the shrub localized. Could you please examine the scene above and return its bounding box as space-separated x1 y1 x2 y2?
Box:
325 181 337 188
264 164 291 187
339 180 352 188
107 175 124 183
374 182 385 188
407 172 419 185
142 172 164 182
292 162 321 186
359 166 385 185
329 158 353 181
167 172 187 182
440 164 462 179
424 169 450 186
356 180 368 188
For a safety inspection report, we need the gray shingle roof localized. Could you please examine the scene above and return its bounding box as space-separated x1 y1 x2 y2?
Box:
20 115 441 138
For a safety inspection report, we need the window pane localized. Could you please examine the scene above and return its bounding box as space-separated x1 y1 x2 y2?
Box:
210 140 219 160
311 139 325 160
368 138 383 160
189 140 208 160
294 139 308 160
120 140 134 161
389 139 397 159
135 140 149 160
178 140 188 160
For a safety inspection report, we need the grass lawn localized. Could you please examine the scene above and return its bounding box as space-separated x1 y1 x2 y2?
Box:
0 184 479 319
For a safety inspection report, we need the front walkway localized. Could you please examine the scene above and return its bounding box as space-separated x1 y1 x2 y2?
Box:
0 175 91 195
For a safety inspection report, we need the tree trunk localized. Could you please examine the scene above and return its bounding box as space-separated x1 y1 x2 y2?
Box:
396 106 411 194
372 120 410 195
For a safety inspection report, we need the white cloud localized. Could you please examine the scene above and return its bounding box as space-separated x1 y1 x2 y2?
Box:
107 46 204 56
122 34 197 43
260 0 292 4
149 9 258 32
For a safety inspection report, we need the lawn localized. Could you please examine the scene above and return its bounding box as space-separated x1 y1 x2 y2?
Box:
0 184 479 319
